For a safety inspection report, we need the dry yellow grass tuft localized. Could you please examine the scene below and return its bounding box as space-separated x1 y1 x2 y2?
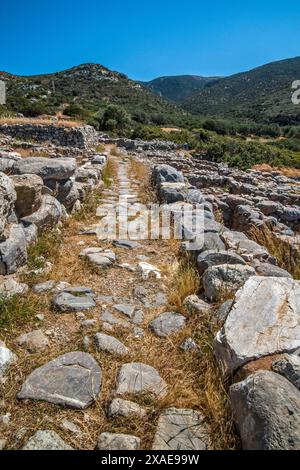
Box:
0 117 82 127
102 156 118 187
129 158 155 204
252 163 300 178
167 259 201 311
250 226 300 279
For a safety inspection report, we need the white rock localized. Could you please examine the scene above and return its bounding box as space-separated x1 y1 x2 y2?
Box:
138 262 161 280
215 276 300 376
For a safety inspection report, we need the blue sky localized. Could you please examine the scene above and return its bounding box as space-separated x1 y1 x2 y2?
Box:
1 0 300 80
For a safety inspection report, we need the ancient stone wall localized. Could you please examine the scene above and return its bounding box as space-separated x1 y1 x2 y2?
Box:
0 124 98 148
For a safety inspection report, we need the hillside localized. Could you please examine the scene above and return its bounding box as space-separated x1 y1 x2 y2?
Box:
141 75 218 103
0 63 185 124
183 57 300 124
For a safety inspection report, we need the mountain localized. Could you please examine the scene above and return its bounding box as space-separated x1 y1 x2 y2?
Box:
0 63 185 122
141 75 219 103
183 57 300 124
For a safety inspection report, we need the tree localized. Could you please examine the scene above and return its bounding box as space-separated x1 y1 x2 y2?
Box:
100 104 131 131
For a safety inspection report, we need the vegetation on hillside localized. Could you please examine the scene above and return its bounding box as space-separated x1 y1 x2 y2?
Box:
183 56 300 124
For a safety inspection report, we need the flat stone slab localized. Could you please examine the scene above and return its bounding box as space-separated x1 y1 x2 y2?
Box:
152 408 210 450
113 303 135 319
113 239 142 249
215 276 300 376
108 398 146 419
80 247 116 269
22 430 73 450
17 352 102 409
52 287 96 312
95 333 129 356
197 250 246 275
149 312 186 337
230 371 300 450
116 362 168 398
97 432 140 450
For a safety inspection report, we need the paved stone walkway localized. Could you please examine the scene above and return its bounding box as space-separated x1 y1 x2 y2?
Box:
1 151 211 450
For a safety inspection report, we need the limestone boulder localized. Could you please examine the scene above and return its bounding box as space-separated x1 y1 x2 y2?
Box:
0 224 27 274
197 250 246 276
13 157 76 181
11 174 43 218
230 371 300 450
203 264 256 301
215 276 300 376
21 195 63 231
0 172 16 235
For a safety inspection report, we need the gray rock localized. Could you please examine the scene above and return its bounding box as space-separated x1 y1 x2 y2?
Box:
11 174 43 218
22 430 73 450
15 329 49 353
215 277 300 376
61 419 83 437
108 398 146 419
0 172 16 235
272 354 300 390
113 239 142 249
230 371 300 450
202 232 226 252
97 432 140 450
216 300 233 324
95 333 129 356
52 288 96 312
21 195 63 231
183 295 211 316
113 303 137 320
152 408 210 450
0 278 28 298
254 262 292 278
22 221 38 246
180 337 199 352
153 164 184 185
100 310 131 329
13 157 76 181
17 351 102 409
0 224 27 275
197 250 246 276
221 231 272 262
33 280 55 294
0 344 17 378
149 312 186 337
81 319 97 328
116 362 167 398
203 264 256 301
80 247 116 269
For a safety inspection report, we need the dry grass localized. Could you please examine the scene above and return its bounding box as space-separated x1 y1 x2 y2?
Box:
252 163 300 178
102 156 118 187
0 117 81 127
110 145 121 157
168 259 201 311
250 226 300 279
163 253 238 449
11 147 49 158
129 158 155 204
